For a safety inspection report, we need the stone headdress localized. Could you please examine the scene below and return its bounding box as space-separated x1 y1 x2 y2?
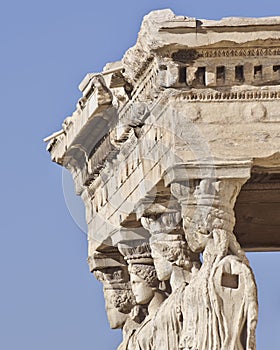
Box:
119 243 159 288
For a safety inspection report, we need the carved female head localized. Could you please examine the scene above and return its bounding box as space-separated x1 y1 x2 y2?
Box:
128 263 159 305
150 233 201 289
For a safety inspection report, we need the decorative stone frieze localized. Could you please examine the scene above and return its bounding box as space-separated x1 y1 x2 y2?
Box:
46 9 280 349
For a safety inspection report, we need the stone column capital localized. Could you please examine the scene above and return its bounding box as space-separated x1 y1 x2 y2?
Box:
140 203 182 235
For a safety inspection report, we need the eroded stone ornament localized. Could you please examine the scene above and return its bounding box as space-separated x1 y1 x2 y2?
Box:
46 8 280 350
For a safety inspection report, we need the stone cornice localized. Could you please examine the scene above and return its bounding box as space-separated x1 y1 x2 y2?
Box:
122 10 280 84
169 46 280 60
176 87 280 102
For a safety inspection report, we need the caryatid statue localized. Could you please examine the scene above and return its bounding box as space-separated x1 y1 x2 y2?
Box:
118 243 167 350
140 205 201 291
88 251 139 339
141 206 201 350
171 178 258 350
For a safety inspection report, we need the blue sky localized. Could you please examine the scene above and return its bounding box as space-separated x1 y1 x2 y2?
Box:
1 0 279 349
